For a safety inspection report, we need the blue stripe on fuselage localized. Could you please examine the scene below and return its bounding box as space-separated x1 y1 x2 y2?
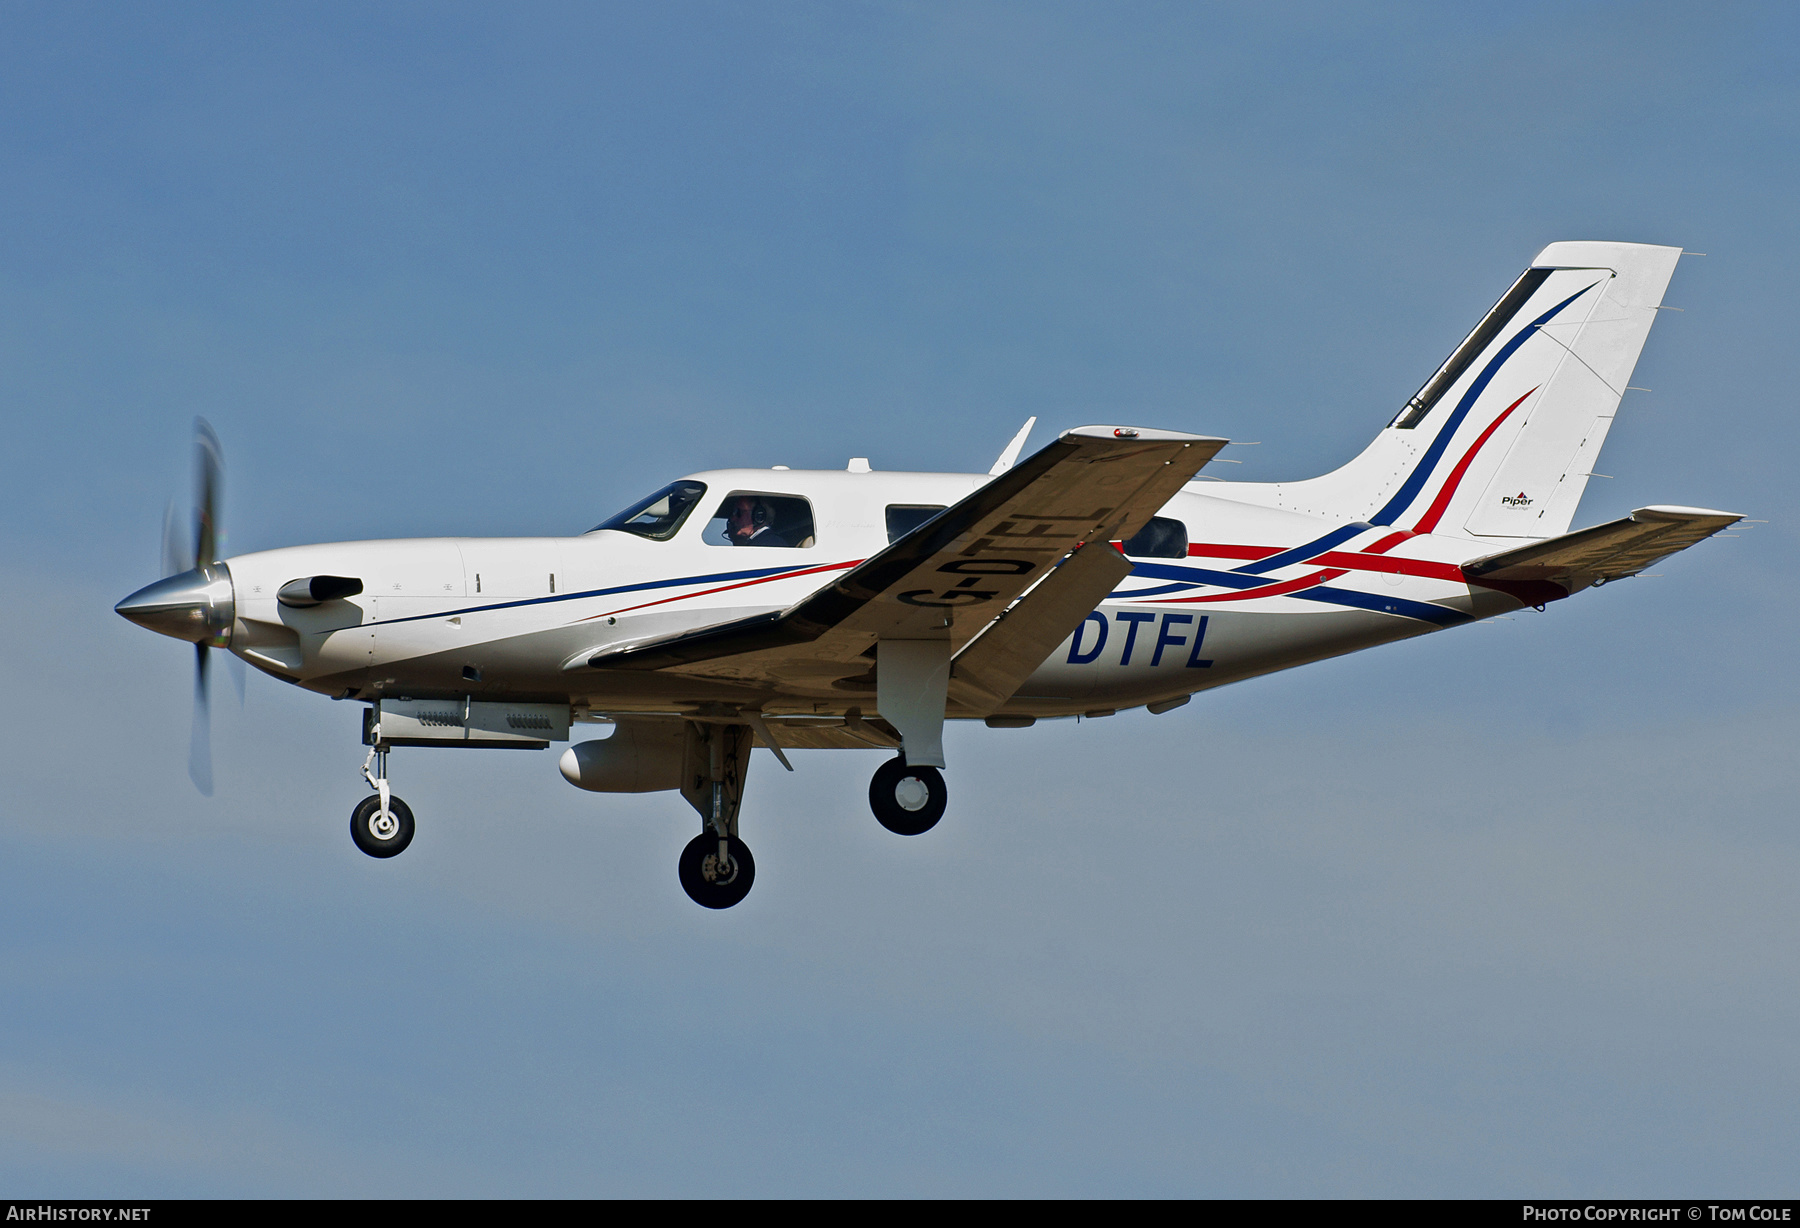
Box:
1110 580 1207 598
366 562 815 627
1233 523 1371 575
1090 584 1469 631
1117 562 1275 593
1291 585 1469 625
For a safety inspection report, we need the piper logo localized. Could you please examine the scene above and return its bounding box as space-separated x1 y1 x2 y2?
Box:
1500 491 1533 507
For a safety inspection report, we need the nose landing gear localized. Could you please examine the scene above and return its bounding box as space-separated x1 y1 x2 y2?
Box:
869 755 947 836
351 744 414 858
351 792 415 857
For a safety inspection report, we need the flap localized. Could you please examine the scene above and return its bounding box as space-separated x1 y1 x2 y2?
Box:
948 538 1136 712
755 714 903 751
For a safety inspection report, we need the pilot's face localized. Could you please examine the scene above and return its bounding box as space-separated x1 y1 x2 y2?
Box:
727 497 758 541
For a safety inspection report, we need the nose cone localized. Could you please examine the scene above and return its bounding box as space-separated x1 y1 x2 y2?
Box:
116 564 235 645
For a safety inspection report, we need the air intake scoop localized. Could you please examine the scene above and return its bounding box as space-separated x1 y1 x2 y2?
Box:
278 575 364 607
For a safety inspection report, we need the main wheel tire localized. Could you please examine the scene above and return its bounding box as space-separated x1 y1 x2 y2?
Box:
869 757 947 836
678 833 756 909
350 794 415 858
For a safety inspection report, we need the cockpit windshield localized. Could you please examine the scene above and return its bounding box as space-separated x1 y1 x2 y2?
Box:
589 480 708 540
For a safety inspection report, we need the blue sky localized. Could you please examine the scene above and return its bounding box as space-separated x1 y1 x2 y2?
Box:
1 1 1795 1195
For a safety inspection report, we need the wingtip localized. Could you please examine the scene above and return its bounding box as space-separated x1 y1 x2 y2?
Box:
1060 425 1228 445
1630 505 1745 523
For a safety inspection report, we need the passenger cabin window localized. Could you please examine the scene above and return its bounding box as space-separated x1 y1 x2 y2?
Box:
885 505 946 544
1122 516 1188 559
703 493 815 548
590 480 707 540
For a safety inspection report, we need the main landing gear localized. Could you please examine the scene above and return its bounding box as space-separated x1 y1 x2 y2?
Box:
677 723 757 909
351 744 415 858
341 718 954 897
679 833 755 909
869 755 947 836
670 735 950 907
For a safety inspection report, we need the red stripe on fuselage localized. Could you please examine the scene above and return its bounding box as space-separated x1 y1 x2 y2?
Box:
1176 531 1461 588
1157 567 1349 603
1311 551 1465 582
1362 531 1415 555
1409 387 1537 534
1187 543 1281 561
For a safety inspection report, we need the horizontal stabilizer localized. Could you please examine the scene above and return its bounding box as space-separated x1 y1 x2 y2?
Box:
1462 504 1741 603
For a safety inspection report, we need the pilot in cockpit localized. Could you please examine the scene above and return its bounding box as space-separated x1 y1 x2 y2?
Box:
725 495 791 547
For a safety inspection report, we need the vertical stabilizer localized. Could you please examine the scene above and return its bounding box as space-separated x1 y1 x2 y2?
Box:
1232 241 1681 540
1458 242 1680 537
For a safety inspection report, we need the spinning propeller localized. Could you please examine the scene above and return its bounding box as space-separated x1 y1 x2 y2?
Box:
116 419 242 796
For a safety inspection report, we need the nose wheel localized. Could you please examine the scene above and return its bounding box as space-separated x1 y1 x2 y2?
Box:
678 833 755 909
351 742 414 858
869 756 947 835
351 793 415 857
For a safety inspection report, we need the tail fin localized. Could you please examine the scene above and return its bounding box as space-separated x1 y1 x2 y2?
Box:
1260 241 1682 539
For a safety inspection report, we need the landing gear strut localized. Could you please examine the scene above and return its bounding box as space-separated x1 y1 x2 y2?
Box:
869 755 947 836
677 722 756 909
351 744 414 858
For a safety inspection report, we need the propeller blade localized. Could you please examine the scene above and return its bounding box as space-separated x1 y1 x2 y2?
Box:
161 500 194 578
193 417 223 568
188 642 213 797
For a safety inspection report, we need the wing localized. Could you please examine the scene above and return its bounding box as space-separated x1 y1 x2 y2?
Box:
1463 504 1742 600
580 425 1226 695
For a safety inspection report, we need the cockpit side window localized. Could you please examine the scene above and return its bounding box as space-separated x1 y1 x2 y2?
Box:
885 505 946 544
1121 516 1188 559
589 480 708 540
703 493 815 548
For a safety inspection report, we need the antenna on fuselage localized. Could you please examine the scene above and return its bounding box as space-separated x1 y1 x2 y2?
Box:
988 417 1037 476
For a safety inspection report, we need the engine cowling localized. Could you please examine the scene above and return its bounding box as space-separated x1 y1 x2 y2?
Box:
558 721 687 793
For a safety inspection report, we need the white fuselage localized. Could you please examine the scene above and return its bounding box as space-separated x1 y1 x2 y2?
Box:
221 467 1519 722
